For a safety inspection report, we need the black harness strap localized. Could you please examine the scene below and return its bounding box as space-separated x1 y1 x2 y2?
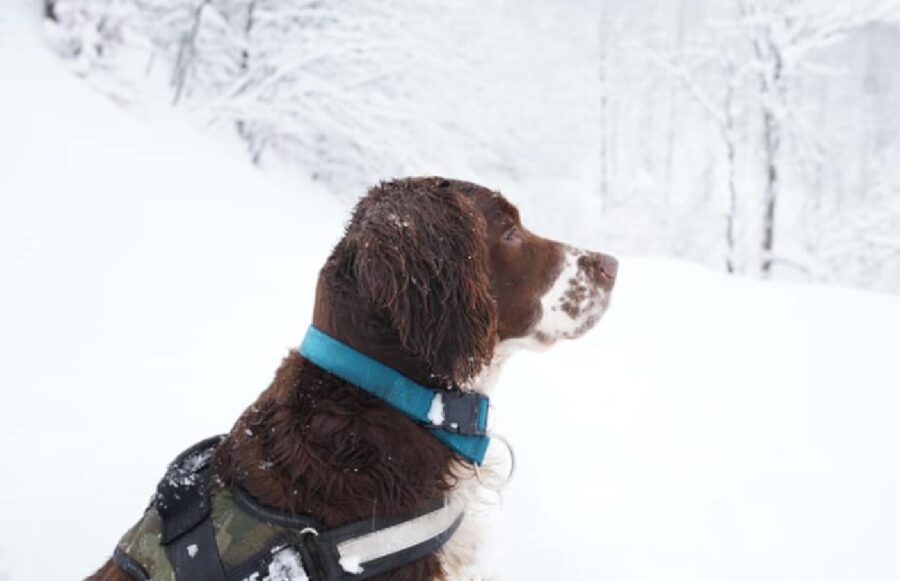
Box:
112 546 150 581
154 436 226 581
164 514 226 581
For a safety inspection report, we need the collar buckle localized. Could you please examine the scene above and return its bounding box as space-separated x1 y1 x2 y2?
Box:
437 390 489 437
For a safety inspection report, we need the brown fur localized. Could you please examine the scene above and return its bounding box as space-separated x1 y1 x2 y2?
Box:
89 177 582 581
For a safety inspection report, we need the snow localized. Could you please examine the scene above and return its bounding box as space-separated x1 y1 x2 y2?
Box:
157 446 215 493
427 393 445 426
2 5 900 580
266 547 307 581
339 555 364 575
488 261 900 580
0 6 346 579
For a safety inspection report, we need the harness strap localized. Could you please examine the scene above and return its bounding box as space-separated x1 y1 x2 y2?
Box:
140 436 464 581
154 436 227 580
233 487 464 580
164 514 226 581
112 546 150 581
329 502 464 579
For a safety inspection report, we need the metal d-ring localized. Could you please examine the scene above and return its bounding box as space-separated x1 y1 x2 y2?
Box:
474 432 516 492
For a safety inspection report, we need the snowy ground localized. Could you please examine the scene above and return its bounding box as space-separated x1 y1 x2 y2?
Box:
3 7 900 580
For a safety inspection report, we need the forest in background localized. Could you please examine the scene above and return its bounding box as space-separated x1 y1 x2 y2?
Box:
43 0 900 292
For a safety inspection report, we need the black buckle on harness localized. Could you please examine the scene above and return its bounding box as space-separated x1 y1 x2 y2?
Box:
437 390 488 436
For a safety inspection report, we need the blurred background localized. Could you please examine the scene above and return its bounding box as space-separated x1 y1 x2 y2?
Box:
44 0 900 293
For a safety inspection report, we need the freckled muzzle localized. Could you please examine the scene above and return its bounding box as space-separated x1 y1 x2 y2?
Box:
531 246 617 345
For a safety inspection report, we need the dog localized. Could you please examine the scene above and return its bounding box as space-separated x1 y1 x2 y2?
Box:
89 177 617 581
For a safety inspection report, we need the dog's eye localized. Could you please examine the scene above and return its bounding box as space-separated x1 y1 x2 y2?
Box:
502 226 522 243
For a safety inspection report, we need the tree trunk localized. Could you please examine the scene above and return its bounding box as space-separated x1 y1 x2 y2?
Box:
598 25 610 209
663 0 685 242
44 0 57 21
171 0 211 105
236 0 263 163
754 29 783 278
723 76 738 274
760 105 779 276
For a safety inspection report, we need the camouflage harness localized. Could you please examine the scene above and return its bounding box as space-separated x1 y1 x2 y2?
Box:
114 436 464 581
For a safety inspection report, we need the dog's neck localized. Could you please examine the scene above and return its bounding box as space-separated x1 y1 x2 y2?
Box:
214 350 468 530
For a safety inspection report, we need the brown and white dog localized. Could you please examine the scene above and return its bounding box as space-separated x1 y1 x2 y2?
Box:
90 177 617 581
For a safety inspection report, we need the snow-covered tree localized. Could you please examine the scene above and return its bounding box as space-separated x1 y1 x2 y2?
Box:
635 0 898 280
43 0 900 293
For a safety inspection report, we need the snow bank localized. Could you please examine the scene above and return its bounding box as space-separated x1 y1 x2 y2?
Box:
2 6 900 580
0 9 347 578
490 261 900 580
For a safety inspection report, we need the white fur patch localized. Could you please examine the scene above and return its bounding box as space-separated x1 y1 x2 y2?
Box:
439 443 508 580
531 246 610 345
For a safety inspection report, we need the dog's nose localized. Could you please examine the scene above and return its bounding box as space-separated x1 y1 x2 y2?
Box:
577 252 618 285
598 253 618 281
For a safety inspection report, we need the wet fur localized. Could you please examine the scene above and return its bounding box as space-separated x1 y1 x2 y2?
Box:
89 179 498 581
89 177 614 581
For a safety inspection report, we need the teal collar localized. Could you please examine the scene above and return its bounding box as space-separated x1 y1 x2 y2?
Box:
299 326 491 465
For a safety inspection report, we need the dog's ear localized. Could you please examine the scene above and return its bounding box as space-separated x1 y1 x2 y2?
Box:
349 179 498 386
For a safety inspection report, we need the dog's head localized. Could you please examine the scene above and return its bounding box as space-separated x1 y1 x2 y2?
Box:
313 177 616 388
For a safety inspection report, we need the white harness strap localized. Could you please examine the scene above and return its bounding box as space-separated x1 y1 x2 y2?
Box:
337 503 465 575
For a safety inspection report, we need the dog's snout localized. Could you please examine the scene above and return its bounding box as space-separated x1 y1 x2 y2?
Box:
598 254 618 281
577 252 618 286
